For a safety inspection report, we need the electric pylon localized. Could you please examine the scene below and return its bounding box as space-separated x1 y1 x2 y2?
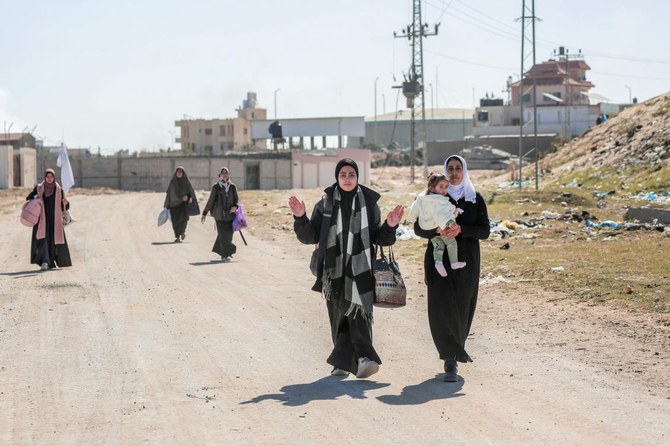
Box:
394 0 439 183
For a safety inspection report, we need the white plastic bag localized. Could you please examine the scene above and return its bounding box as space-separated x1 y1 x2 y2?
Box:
63 209 76 225
157 208 170 226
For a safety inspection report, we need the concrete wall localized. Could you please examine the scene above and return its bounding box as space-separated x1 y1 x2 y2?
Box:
369 119 473 149
426 134 559 166
291 148 371 189
0 146 14 189
38 155 293 192
17 148 37 187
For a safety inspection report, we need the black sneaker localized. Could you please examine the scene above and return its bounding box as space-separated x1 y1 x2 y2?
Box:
444 357 458 382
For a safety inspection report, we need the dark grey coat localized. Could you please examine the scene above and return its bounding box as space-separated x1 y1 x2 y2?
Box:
203 182 239 221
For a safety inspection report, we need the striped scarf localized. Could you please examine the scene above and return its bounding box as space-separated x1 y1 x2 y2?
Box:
322 186 374 319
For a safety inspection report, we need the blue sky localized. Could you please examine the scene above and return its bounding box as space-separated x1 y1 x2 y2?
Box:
1 0 668 153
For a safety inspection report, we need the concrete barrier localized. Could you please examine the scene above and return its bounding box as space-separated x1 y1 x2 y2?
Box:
0 145 14 189
625 207 670 224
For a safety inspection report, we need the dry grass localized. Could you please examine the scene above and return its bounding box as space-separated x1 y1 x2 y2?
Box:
479 185 669 323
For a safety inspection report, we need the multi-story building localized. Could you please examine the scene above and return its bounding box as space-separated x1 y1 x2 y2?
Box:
175 92 267 154
474 48 619 143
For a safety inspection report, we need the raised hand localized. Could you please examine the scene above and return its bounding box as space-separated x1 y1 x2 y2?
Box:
288 196 306 218
385 204 404 227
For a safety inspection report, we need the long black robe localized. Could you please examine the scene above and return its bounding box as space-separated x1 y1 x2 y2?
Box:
414 192 489 363
294 184 397 375
203 182 239 258
27 187 72 268
164 171 195 239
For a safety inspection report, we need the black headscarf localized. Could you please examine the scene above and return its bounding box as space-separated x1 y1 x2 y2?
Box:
334 159 359 229
164 166 195 208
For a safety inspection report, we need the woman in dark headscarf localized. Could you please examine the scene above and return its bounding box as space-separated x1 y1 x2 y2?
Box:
164 166 196 242
289 158 404 379
413 155 490 382
26 168 72 270
201 167 239 261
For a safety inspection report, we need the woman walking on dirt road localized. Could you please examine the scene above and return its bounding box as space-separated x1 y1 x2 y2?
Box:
412 155 490 381
289 158 404 379
26 168 73 271
201 167 239 262
164 166 196 243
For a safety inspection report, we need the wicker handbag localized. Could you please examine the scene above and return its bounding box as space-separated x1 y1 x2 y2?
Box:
373 245 406 307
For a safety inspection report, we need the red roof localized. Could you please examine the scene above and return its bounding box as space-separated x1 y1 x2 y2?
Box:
0 133 27 142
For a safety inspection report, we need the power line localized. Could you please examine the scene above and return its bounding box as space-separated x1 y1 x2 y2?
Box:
427 0 670 66
426 49 516 71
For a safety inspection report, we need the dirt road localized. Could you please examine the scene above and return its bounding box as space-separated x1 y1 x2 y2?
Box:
1 191 668 445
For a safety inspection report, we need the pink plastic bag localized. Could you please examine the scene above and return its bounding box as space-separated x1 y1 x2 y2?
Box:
232 203 248 232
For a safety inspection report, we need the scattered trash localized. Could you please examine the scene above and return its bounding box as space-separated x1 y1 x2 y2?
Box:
499 220 520 230
541 210 560 219
550 266 565 273
593 190 615 198
396 224 420 241
500 242 510 250
599 221 619 228
479 273 513 286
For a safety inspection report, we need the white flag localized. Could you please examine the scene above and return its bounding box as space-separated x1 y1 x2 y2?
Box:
56 143 75 192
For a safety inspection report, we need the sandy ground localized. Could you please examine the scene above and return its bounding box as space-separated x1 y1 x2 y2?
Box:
1 190 669 445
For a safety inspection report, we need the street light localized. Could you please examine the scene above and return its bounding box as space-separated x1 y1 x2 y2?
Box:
374 77 379 147
382 93 386 115
624 85 632 104
274 88 281 120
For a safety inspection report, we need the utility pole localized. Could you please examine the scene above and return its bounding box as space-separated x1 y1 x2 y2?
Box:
394 0 439 183
516 0 541 190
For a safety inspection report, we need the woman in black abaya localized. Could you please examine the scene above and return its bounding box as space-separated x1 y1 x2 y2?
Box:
164 166 196 242
413 155 490 381
27 168 73 270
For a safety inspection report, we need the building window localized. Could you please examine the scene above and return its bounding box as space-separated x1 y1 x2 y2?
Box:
522 94 531 103
219 126 225 137
244 128 248 135
205 128 212 135
252 112 255 119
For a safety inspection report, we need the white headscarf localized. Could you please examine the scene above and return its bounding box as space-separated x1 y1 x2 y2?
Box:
444 155 477 203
